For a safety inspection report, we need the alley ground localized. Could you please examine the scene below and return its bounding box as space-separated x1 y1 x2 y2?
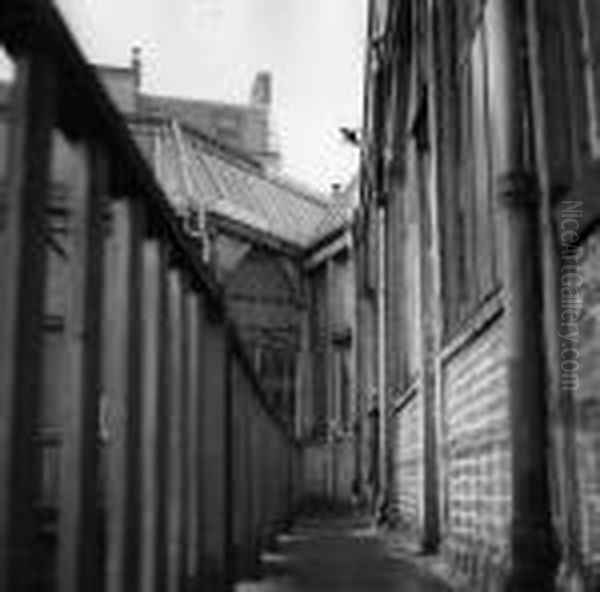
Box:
236 514 452 592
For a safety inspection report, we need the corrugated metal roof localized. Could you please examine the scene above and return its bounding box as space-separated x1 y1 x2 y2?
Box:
133 117 340 248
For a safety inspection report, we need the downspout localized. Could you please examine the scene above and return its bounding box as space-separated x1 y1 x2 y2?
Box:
424 0 442 552
487 0 559 588
377 202 387 515
525 0 585 587
371 47 388 518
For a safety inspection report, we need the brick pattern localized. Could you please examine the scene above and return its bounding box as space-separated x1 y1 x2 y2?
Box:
577 230 600 575
391 393 423 532
442 319 511 576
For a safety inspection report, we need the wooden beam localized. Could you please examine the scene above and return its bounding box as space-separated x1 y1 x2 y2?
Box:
103 198 144 592
199 319 227 586
139 241 168 592
57 140 107 592
184 291 202 583
0 53 56 592
487 0 559 587
166 269 185 592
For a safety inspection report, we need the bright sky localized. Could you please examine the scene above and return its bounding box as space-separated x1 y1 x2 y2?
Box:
53 0 368 193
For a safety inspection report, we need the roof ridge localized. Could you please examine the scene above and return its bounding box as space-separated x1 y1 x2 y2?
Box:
178 126 330 210
139 91 264 114
131 113 263 171
262 173 330 208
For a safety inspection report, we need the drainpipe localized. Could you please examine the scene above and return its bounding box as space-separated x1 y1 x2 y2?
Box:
377 204 387 516
525 0 584 586
370 39 388 518
487 0 559 588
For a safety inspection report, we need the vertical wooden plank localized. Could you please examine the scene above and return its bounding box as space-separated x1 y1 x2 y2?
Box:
250 412 260 560
184 291 201 584
166 269 185 592
199 317 227 586
0 53 56 592
177 284 189 592
57 140 107 592
103 198 144 592
139 240 168 592
223 340 235 586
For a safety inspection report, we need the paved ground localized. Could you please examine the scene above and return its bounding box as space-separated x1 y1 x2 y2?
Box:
236 515 451 592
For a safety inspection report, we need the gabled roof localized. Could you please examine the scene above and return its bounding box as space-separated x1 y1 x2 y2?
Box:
130 116 333 248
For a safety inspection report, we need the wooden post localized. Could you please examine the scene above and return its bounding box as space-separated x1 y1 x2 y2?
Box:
103 198 144 592
224 340 234 586
0 53 56 592
57 140 107 592
413 83 440 551
166 269 185 592
139 240 168 592
487 0 559 588
199 317 227 585
184 291 201 584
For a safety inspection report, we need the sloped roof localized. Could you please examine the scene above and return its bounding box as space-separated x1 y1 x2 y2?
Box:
313 176 359 241
130 116 333 248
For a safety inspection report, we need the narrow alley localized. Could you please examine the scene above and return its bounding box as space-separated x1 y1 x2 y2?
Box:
2 0 600 591
236 513 450 592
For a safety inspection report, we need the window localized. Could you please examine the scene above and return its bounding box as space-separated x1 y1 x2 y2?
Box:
439 0 500 339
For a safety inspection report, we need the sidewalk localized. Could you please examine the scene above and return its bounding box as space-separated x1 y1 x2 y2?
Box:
236 513 453 592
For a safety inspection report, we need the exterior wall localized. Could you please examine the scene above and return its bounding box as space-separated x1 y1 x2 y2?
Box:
576 229 600 582
308 265 329 434
539 1 600 586
390 394 423 533
441 314 511 580
302 234 359 507
207 220 361 509
97 63 280 172
221 247 302 426
361 0 600 587
302 439 355 506
354 199 380 503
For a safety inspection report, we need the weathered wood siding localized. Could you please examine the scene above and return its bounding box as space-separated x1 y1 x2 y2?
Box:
302 437 355 506
0 9 303 592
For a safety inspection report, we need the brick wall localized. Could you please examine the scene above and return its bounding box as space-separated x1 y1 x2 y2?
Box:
390 393 423 534
577 229 600 578
441 317 511 579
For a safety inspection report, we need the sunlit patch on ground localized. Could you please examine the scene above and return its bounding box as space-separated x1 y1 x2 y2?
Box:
261 552 290 566
277 533 310 544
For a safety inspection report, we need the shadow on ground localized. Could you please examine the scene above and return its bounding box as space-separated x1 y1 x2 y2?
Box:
235 513 450 592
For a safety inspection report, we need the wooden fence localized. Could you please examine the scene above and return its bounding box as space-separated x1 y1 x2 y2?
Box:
0 2 302 591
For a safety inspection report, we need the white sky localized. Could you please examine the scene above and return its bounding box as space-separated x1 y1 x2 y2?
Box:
54 0 368 193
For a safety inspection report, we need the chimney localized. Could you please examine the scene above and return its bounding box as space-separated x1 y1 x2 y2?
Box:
131 46 142 89
331 182 343 198
250 71 272 108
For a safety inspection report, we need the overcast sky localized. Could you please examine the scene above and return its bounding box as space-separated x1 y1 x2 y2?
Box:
53 0 367 193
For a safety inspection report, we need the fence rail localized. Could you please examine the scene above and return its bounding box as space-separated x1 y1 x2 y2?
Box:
0 2 301 591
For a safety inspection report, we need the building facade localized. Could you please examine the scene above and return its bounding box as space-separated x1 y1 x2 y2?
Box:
98 53 280 173
0 48 364 531
100 61 364 506
359 0 600 589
